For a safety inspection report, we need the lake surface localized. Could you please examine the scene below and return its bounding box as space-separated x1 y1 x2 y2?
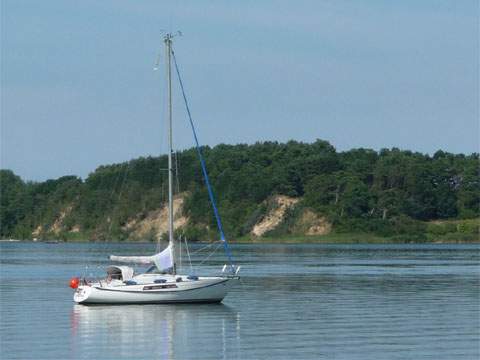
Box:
0 242 479 360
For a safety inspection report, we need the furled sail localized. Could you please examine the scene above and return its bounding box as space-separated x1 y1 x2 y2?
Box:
110 245 173 272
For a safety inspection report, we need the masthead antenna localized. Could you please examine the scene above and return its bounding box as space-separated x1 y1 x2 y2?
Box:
154 31 182 70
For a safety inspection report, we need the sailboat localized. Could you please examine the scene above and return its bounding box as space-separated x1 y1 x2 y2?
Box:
71 33 240 304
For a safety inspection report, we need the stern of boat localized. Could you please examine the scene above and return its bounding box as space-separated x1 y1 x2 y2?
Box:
73 285 92 304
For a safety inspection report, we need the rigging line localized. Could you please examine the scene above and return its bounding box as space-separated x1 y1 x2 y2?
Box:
175 151 180 194
189 240 222 256
184 235 193 273
102 159 131 261
195 242 223 268
106 160 132 240
90 153 131 260
83 163 116 264
179 233 182 272
171 48 235 268
154 46 168 253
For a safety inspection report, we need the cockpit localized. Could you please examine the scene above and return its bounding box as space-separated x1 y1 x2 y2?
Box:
106 265 134 281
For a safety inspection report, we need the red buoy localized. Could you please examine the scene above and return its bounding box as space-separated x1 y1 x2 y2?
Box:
69 277 80 289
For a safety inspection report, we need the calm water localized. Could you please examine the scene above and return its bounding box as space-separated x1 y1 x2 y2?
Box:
0 242 479 360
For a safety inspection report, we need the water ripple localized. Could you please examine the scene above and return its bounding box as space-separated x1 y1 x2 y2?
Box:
0 242 479 360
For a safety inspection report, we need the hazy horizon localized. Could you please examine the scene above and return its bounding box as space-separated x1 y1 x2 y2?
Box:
2 1 479 181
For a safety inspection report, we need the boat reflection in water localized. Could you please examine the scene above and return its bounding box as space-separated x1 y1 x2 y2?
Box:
70 304 241 359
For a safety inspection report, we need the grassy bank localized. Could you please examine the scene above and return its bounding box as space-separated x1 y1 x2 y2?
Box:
232 218 480 244
233 232 479 244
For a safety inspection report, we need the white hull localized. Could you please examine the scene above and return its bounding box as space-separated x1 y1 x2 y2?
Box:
74 276 238 305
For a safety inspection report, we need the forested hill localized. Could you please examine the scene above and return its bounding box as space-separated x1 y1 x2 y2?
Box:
1 140 479 242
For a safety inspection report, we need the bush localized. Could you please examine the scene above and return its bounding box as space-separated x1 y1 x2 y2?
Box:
457 220 479 234
390 233 428 243
179 225 209 242
427 222 463 235
389 215 426 235
436 232 479 242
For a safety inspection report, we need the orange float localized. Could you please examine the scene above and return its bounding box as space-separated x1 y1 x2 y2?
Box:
69 277 80 289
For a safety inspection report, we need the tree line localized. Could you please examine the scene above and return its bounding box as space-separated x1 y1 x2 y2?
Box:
1 140 478 241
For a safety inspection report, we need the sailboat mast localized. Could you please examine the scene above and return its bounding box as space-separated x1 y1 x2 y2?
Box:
165 34 175 273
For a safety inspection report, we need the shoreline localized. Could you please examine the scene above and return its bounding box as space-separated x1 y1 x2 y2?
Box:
2 233 479 245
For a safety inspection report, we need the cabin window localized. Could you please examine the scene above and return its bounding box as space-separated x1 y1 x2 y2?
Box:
143 284 178 290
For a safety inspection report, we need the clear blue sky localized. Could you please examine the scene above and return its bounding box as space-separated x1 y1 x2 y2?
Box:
1 0 478 181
